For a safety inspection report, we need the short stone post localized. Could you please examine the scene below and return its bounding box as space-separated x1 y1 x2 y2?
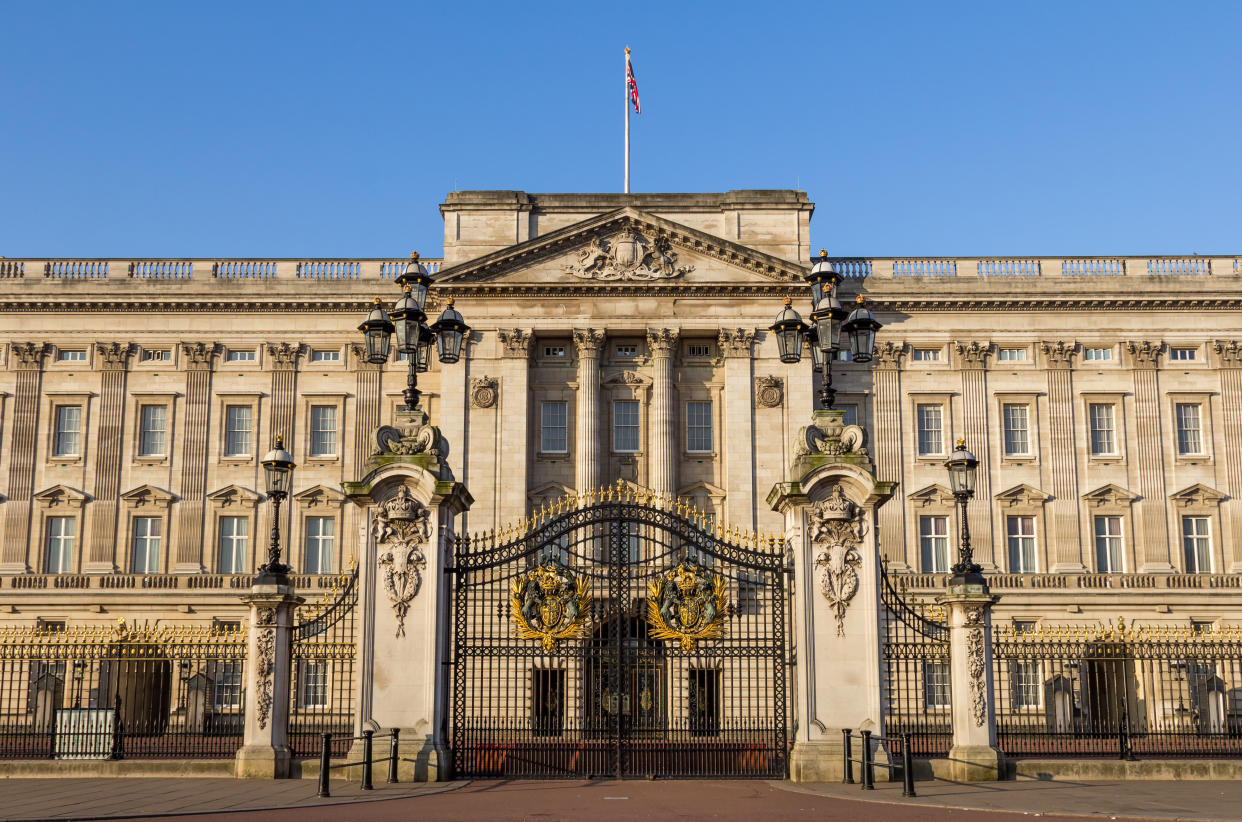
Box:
234 579 303 778
939 577 1004 781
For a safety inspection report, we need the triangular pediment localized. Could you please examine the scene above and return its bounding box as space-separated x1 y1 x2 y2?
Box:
435 208 804 288
120 484 177 509
907 484 956 508
995 483 1051 507
1082 483 1138 508
206 484 263 508
601 369 651 388
528 481 575 507
1170 483 1226 508
294 484 347 508
33 484 90 508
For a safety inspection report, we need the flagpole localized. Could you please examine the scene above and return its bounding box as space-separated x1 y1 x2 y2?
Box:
624 46 630 194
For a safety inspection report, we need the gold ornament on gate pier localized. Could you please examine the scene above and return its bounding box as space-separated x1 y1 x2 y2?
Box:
648 560 729 652
510 559 591 652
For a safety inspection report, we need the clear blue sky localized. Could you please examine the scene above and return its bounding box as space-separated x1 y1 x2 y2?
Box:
2 1 1238 257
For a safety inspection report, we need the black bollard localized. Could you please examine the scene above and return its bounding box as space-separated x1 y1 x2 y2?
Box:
317 733 332 798
841 728 853 784
387 728 401 783
901 732 916 797
361 729 374 790
860 729 874 790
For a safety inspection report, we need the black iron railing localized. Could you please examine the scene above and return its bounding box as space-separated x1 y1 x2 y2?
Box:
289 569 358 759
880 564 952 757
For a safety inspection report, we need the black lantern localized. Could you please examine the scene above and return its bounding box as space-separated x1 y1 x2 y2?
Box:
807 250 841 308
810 293 848 352
259 434 296 580
396 252 432 311
807 327 826 372
389 286 425 357
769 298 809 364
945 438 978 497
945 438 983 580
842 296 882 363
414 324 435 373
431 297 469 364
358 298 394 365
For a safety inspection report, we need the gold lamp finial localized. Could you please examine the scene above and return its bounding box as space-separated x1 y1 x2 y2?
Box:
409 251 419 260
372 297 382 305
819 248 828 258
783 296 792 305
856 294 865 304
956 437 965 448
447 297 455 306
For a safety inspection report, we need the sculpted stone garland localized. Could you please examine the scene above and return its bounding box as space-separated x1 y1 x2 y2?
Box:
965 605 987 727
254 607 277 730
371 486 431 638
808 484 867 637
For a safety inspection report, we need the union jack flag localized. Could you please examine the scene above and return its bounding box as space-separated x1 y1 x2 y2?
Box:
627 53 641 114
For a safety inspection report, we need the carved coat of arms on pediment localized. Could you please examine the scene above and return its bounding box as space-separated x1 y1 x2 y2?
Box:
564 228 693 281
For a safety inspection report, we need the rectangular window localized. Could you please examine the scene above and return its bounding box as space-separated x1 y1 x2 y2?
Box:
56 349 86 362
688 669 721 736
916 404 943 456
615 344 637 357
44 516 76 574
1007 515 1037 573
1012 661 1043 709
924 661 951 708
840 405 859 427
309 349 340 362
208 660 243 709
687 343 710 358
919 515 950 573
1088 403 1116 456
1094 515 1123 573
686 401 713 453
613 400 640 453
224 405 253 457
225 349 255 362
543 345 565 358
52 405 82 457
540 401 568 453
130 516 162 574
1170 347 1197 361
217 516 249 574
298 660 329 708
1083 347 1112 362
912 348 940 362
998 348 1027 362
309 406 338 457
140 349 170 362
1175 403 1202 455
531 668 566 737
1182 516 1212 573
137 404 168 457
1002 404 1030 456
304 516 335 574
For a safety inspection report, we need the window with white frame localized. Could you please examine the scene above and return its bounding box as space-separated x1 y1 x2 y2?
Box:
1182 516 1212 573
224 405 253 457
998 348 1027 362
1002 404 1030 456
1175 403 1203 455
225 349 255 362
919 515 950 573
615 344 637 357
912 348 940 362
1088 403 1116 456
1169 347 1197 361
52 405 82 457
686 401 713 453
543 345 566 358
613 400 640 453
130 516 162 574
137 404 168 457
303 516 335 574
923 660 951 708
208 660 243 709
217 516 249 574
309 349 340 363
1093 515 1123 573
298 660 329 708
56 349 86 362
140 348 170 362
1083 347 1112 362
309 406 338 457
1011 661 1043 709
916 404 943 456
687 343 711 358
1007 515 1037 573
44 516 76 573
540 401 568 453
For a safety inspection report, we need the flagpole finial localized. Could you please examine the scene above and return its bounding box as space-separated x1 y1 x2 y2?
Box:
625 46 630 54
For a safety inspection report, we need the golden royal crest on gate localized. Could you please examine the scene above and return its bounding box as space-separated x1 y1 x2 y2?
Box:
648 560 729 652
510 558 591 652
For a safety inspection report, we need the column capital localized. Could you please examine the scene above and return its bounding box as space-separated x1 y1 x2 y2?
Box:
349 342 385 371
1125 340 1162 370
1213 339 1242 368
955 341 992 370
717 328 755 358
497 328 534 359
572 328 607 356
1041 340 1077 370
95 342 136 371
181 341 219 371
9 342 47 371
872 340 906 370
645 328 679 356
265 342 303 371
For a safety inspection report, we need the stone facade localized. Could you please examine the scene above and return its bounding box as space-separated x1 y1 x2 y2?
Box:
0 190 1239 635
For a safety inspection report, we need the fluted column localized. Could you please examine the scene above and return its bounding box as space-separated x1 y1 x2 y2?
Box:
1 343 47 573
265 343 302 446
646 328 678 497
1213 341 1242 572
497 329 533 527
573 329 606 495
85 343 135 572
956 342 996 569
349 343 384 473
719 328 756 530
1128 341 1172 572
1042 341 1085 572
873 342 908 568
173 342 218 572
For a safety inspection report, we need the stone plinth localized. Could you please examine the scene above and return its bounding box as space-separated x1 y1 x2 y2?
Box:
234 582 303 779
939 580 1005 782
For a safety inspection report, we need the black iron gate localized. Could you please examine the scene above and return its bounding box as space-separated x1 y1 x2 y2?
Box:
450 487 789 779
880 562 952 757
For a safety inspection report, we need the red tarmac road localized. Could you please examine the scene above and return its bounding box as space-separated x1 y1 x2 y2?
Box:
139 779 1094 822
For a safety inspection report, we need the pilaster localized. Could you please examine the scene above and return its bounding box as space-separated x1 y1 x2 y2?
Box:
938 583 1004 781
234 582 303 778
573 328 605 495
349 343 384 479
496 329 533 527
1212 340 1242 572
173 342 217 572
1128 341 1172 572
957 342 996 569
84 343 134 572
1041 341 1085 572
646 328 678 497
719 328 756 530
1 343 47 572
872 341 907 569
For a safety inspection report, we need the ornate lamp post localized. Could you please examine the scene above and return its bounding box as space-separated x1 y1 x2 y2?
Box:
358 252 469 410
259 434 296 582
945 438 982 582
770 250 883 408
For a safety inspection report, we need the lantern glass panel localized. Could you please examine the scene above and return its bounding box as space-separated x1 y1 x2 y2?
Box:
849 325 876 362
263 461 292 496
777 327 801 363
365 327 391 363
437 328 464 363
